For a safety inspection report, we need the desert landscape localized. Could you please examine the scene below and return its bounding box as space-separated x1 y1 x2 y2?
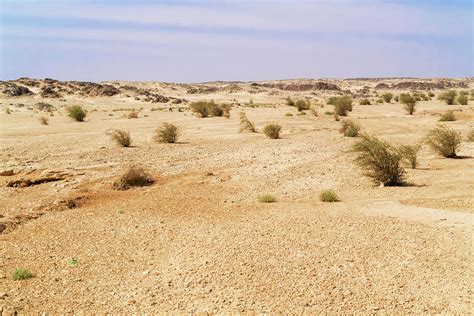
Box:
0 77 473 313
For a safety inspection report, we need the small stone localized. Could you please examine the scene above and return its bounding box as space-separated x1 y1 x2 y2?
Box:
142 270 150 276
0 169 14 176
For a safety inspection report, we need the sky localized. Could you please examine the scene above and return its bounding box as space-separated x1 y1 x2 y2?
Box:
0 0 472 82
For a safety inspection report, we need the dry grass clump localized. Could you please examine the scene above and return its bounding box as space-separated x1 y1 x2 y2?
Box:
258 194 276 203
425 124 461 158
352 134 405 186
127 109 139 119
107 129 132 147
398 144 420 169
339 119 361 137
66 105 87 121
333 96 353 116
239 112 257 133
382 93 393 103
319 189 338 202
400 93 416 115
263 123 282 139
113 165 154 190
438 90 457 105
39 116 49 125
12 268 33 281
295 99 310 112
154 123 179 143
359 98 371 105
438 111 455 122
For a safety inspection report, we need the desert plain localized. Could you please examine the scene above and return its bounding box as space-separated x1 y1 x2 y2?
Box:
0 77 473 313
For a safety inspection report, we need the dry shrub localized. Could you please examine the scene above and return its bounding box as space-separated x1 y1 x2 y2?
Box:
258 194 276 203
438 111 455 122
466 129 474 142
339 119 361 137
154 123 179 143
239 112 257 133
457 94 468 105
263 123 282 139
425 124 461 158
189 100 228 118
66 105 87 121
127 109 139 119
359 98 371 105
113 165 154 190
39 116 49 125
382 92 393 103
222 104 231 118
333 96 353 116
319 189 338 202
107 129 132 147
400 93 416 115
352 134 405 186
190 101 210 117
398 144 420 169
286 97 295 107
438 90 457 105
295 99 310 112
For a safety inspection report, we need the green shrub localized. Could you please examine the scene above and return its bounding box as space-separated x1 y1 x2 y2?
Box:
295 99 310 112
319 190 338 202
113 165 154 190
456 94 468 105
324 111 334 115
327 96 337 105
359 98 371 105
189 100 228 117
352 134 405 186
12 268 33 281
107 129 132 147
258 194 276 203
155 123 179 143
339 119 361 137
438 112 455 122
285 112 293 117
333 96 353 116
425 124 461 158
239 112 257 133
263 123 282 139
382 93 393 103
400 93 416 115
438 90 457 105
398 144 420 169
66 105 87 121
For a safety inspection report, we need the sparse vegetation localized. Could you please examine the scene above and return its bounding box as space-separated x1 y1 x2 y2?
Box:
39 116 49 125
258 194 276 203
285 112 293 117
154 123 179 143
107 129 132 147
66 105 87 121
113 165 154 190
394 95 399 102
339 119 361 137
319 189 338 202
239 112 257 133
12 268 33 281
352 134 405 186
359 98 371 105
438 111 455 122
382 92 393 103
286 97 295 107
398 144 420 169
189 100 228 118
400 93 416 115
438 90 457 105
425 124 461 158
263 123 282 139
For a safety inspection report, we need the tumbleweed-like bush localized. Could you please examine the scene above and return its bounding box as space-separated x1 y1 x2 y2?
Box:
154 123 179 143
425 124 461 158
263 123 282 139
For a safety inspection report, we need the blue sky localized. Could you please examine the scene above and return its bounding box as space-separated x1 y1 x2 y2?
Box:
0 0 472 82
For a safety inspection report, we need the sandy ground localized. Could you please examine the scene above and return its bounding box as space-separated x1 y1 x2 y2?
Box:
0 78 473 313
